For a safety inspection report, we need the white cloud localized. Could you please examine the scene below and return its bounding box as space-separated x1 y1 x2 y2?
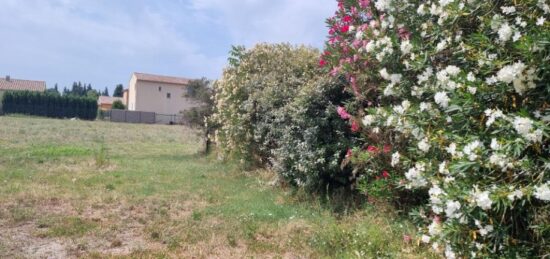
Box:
0 0 335 89
189 0 335 46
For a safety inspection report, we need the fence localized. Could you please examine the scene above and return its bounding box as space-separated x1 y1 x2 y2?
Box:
99 109 189 125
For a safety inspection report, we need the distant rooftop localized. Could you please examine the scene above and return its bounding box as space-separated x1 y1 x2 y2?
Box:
133 72 191 85
0 76 46 92
97 96 123 105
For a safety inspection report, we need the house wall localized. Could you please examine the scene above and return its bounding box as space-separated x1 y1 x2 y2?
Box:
128 75 138 111
99 103 112 111
133 80 204 115
122 90 129 106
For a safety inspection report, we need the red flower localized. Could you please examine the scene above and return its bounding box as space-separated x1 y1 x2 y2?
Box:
337 106 351 120
381 170 390 179
340 25 350 33
367 145 379 153
351 121 361 132
319 59 327 67
383 144 392 153
343 16 353 23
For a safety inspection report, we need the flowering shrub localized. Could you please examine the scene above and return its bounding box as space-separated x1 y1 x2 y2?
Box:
212 44 356 193
323 0 550 257
212 44 320 165
270 76 355 191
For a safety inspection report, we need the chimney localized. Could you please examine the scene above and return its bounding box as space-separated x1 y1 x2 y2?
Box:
5 75 10 81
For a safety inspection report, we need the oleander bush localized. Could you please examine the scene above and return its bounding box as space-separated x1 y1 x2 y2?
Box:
270 76 355 192
322 0 550 257
212 44 322 166
212 44 357 192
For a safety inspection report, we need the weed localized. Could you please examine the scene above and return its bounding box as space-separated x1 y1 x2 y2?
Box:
38 217 97 237
8 207 35 223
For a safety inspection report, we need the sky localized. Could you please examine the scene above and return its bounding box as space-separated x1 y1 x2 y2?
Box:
0 0 335 93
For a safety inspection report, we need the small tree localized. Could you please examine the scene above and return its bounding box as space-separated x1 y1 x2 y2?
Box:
182 78 213 128
112 100 125 110
113 84 124 97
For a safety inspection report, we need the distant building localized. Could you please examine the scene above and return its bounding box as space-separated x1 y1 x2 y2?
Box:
97 96 124 111
126 72 204 123
0 75 46 112
0 75 46 93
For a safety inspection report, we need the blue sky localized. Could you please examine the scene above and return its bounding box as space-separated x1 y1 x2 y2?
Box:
0 0 335 93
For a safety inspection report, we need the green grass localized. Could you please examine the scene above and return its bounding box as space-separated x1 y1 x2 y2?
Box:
0 115 435 258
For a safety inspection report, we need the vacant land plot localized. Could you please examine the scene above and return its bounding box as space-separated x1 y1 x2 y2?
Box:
0 116 432 258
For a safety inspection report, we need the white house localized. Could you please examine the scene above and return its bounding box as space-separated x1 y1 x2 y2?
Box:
126 72 204 121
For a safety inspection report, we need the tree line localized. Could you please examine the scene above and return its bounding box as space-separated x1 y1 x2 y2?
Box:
46 82 124 99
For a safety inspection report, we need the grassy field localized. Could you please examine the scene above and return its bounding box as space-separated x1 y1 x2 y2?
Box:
0 116 433 258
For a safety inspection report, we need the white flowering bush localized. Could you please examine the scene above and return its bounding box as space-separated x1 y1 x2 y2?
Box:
323 0 550 257
212 44 357 194
212 44 320 166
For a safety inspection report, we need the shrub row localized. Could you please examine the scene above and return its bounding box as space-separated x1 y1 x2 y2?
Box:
211 44 355 193
1 91 97 120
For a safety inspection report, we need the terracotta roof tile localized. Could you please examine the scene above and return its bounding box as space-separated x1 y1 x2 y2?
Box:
0 77 46 92
134 72 191 85
97 96 123 105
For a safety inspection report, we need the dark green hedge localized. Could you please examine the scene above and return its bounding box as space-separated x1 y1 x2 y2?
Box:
1 91 97 120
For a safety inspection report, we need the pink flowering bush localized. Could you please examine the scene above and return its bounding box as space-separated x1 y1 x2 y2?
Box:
323 0 550 257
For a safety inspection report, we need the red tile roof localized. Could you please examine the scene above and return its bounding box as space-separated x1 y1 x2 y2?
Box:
0 77 46 92
133 72 191 85
97 96 123 105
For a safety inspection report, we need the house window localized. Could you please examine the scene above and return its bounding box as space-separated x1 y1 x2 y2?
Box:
158 86 162 92
167 93 171 99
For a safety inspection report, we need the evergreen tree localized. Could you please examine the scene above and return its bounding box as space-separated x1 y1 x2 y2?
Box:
113 84 124 97
102 87 109 97
46 84 60 96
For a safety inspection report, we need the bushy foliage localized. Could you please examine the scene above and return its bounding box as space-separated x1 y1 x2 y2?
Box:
322 0 550 257
212 44 322 165
212 44 357 191
112 100 125 110
271 76 355 191
2 91 97 120
183 78 214 128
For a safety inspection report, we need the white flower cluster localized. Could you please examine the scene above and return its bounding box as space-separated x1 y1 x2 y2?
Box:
366 36 394 62
379 68 402 96
534 182 550 201
495 62 537 95
333 1 550 256
405 162 428 188
513 117 543 143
